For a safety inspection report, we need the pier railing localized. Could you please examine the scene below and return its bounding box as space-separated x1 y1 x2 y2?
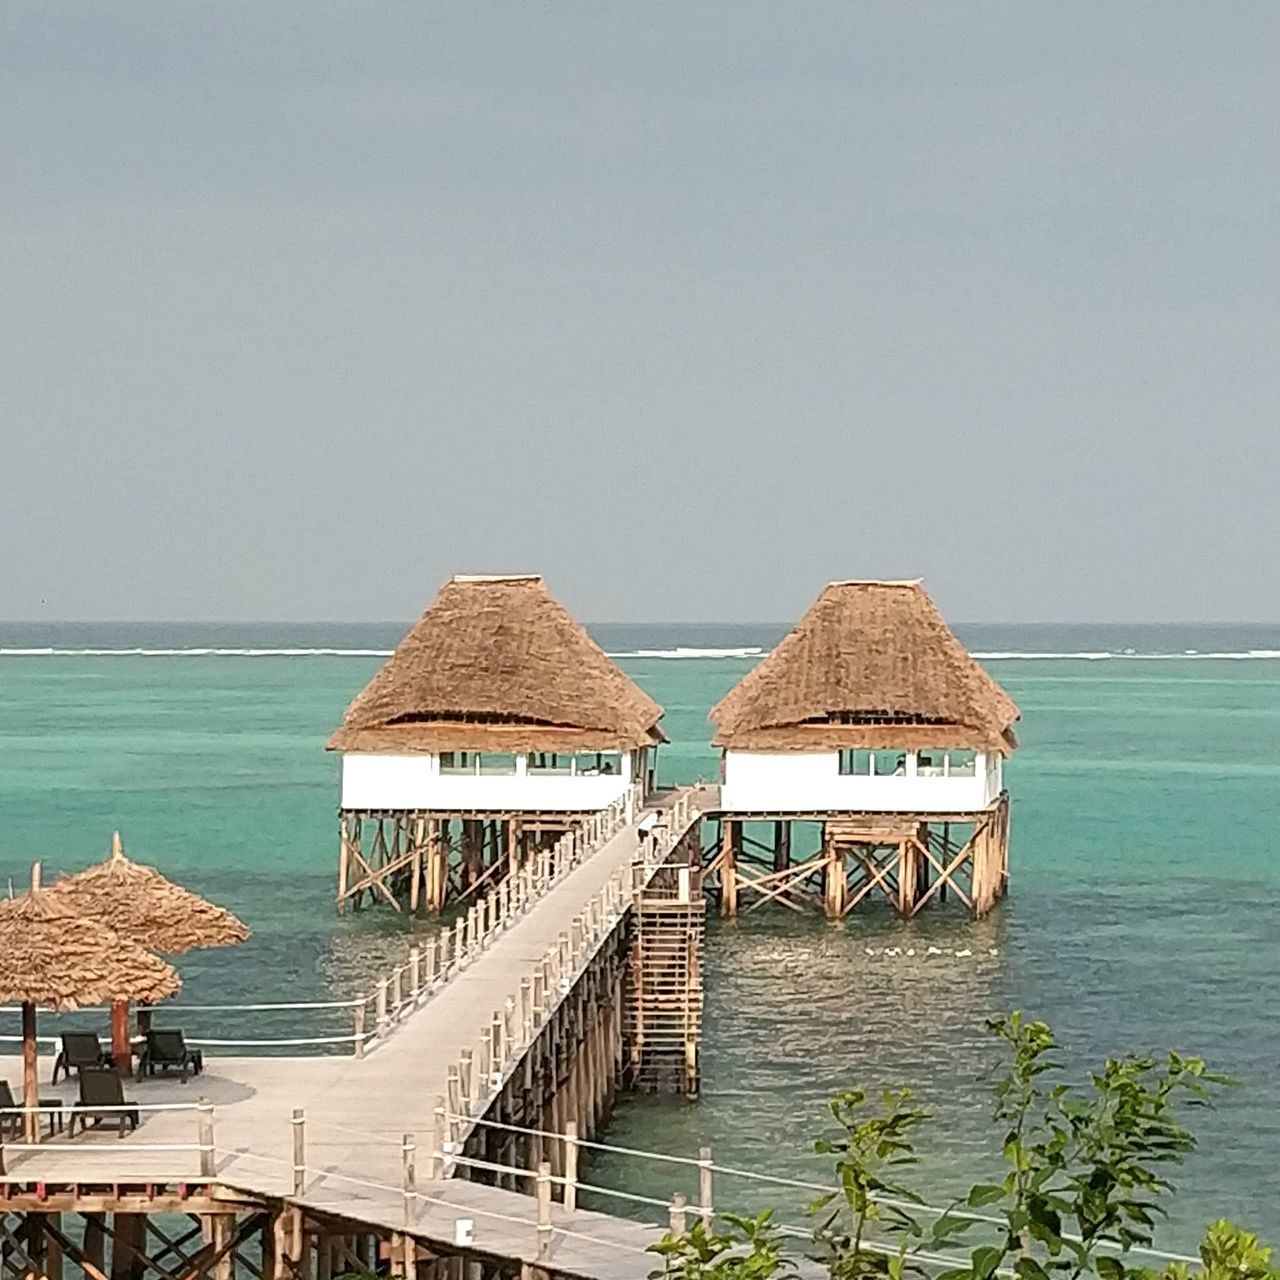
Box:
0 1098 215 1176
435 791 701 1167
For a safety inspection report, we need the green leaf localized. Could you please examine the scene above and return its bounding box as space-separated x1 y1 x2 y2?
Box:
971 1245 1004 1279
967 1184 1006 1208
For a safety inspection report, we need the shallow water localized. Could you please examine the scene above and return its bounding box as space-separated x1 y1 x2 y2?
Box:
1 621 1277 1246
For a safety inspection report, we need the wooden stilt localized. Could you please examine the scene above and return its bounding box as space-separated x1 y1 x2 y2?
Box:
409 817 425 914
772 820 790 873
897 837 916 917
720 820 738 918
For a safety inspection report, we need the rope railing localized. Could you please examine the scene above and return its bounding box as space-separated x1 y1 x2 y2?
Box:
436 1110 1203 1268
0 1098 215 1177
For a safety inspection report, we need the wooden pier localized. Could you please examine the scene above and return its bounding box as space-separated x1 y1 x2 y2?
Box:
1 792 706 1280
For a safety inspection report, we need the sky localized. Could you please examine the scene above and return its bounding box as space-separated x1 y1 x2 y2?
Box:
2 3 1277 625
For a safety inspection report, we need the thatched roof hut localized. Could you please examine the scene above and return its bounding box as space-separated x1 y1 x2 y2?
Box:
710 580 1018 754
47 832 250 956
328 575 664 754
0 873 180 1138
0 888 181 1012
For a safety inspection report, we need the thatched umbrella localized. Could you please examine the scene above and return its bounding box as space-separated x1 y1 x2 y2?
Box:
0 866 180 1141
47 832 250 1071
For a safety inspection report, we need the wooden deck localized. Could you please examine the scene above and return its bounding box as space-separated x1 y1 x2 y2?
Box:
0 793 705 1278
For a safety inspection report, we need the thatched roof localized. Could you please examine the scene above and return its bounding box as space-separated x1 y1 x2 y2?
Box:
329 575 664 753
0 882 181 1011
47 833 250 956
710 580 1019 753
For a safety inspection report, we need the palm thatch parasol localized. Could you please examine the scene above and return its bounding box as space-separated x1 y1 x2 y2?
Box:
47 832 250 1070
0 865 180 1141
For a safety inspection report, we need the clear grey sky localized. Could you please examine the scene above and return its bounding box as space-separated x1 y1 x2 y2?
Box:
3 3 1276 624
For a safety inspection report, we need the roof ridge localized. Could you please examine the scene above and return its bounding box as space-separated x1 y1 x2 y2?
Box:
329 575 663 753
710 580 1018 753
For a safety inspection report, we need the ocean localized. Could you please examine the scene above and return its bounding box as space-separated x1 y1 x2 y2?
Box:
1 621 1278 1247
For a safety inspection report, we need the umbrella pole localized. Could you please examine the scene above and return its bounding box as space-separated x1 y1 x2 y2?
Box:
22 1002 38 1145
111 1000 133 1077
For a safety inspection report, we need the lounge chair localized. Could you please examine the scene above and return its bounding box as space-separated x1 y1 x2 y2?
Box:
52 1032 112 1084
69 1067 139 1138
139 1029 203 1083
1 1079 70 1138
0 1081 19 1141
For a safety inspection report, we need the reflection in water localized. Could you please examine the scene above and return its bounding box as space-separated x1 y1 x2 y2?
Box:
586 910 1013 1229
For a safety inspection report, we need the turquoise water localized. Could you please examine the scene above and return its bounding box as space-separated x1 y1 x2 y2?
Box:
1 622 1278 1245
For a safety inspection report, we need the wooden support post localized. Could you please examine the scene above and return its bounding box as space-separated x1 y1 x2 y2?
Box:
898 837 916 917
111 1214 144 1280
823 828 847 918
720 819 738 918
211 1216 233 1280
110 1000 133 1077
353 1004 365 1058
426 817 446 913
21 1001 38 1144
941 821 951 903
83 1217 106 1277
773 820 790 873
45 1213 64 1280
409 817 425 914
337 814 353 913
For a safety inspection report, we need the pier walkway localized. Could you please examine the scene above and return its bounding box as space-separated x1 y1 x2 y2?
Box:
0 790 708 1279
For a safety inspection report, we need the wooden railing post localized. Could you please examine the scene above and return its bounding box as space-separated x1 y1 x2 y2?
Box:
291 1108 305 1194
353 1003 366 1057
402 1133 417 1225
459 1049 474 1116
698 1146 713 1225
446 1068 461 1146
492 1010 505 1071
536 1161 552 1260
520 978 533 1042
409 947 421 1003
198 1098 215 1177
669 1191 688 1236
477 1029 492 1094
425 938 438 988
391 967 403 1021
563 1121 579 1213
432 1095 447 1179
376 979 389 1034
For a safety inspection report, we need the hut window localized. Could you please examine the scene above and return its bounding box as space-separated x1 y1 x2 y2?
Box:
944 750 977 777
528 752 573 775
841 750 907 776
440 751 475 774
572 752 621 777
477 753 518 775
